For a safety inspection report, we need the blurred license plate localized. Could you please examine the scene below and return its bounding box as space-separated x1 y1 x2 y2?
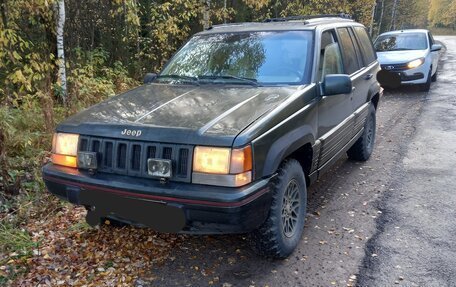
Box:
147 159 172 178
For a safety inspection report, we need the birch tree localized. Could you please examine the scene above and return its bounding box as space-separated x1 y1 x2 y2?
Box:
202 0 210 29
56 0 67 104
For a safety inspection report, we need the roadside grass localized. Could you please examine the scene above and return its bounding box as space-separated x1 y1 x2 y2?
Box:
0 223 39 257
67 220 92 233
0 223 36 285
0 57 145 285
429 27 456 36
0 184 70 286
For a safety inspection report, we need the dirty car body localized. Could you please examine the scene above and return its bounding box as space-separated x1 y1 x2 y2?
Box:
43 15 382 257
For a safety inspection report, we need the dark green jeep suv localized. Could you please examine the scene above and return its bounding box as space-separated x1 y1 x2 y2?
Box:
43 14 382 258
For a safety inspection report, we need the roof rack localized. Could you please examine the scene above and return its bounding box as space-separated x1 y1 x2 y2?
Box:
263 13 352 23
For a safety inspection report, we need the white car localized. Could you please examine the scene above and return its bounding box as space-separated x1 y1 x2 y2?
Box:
374 29 442 91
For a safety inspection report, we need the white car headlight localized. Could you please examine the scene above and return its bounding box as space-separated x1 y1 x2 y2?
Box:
407 58 425 69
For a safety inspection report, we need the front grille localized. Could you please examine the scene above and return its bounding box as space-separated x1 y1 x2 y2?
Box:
78 136 193 182
381 63 408 72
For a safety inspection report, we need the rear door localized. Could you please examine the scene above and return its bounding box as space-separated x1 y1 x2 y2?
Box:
336 26 374 137
350 26 379 133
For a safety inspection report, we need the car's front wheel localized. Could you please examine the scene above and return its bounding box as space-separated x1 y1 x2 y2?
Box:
431 69 438 82
420 68 432 92
250 159 307 259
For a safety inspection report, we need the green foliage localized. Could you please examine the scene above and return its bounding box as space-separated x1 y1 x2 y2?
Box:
0 223 38 256
429 0 456 28
68 48 138 109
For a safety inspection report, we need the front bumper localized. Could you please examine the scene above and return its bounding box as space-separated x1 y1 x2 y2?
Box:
380 63 429 86
42 163 272 234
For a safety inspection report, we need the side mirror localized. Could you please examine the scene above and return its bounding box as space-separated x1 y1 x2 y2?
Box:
431 44 442 52
144 73 157 84
322 74 352 96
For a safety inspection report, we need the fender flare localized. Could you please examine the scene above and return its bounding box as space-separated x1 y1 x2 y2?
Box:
261 125 315 176
367 81 381 102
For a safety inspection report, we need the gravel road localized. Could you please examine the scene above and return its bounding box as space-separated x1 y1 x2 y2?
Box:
144 36 456 287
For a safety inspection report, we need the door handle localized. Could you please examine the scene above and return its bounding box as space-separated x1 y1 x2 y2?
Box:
364 74 374 80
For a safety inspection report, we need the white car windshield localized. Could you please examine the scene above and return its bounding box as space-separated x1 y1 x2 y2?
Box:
374 33 428 51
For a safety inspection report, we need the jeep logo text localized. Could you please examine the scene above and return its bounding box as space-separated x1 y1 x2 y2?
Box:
121 129 142 137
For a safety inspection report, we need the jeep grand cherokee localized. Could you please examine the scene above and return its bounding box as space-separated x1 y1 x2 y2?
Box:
43 14 382 258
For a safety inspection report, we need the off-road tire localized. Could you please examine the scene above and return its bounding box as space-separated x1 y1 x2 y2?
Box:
250 159 307 259
347 104 376 161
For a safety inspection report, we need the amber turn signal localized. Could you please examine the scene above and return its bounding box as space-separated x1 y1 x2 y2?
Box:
230 145 253 174
51 154 78 168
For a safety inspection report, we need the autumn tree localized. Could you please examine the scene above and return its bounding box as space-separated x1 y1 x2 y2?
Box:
429 0 456 29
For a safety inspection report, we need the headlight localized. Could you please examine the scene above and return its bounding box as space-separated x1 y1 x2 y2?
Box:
51 133 79 168
192 145 253 187
407 58 425 69
193 147 231 174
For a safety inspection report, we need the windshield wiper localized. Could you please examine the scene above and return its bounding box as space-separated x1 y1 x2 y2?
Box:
155 74 200 85
390 48 415 51
198 75 259 86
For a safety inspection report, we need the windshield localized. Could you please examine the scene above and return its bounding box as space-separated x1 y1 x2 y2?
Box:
374 33 428 52
159 31 314 85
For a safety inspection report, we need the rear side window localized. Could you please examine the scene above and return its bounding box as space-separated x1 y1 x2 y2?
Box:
353 27 377 65
337 27 361 74
428 32 435 46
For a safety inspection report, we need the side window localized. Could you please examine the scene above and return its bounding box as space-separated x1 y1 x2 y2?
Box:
428 32 435 47
318 30 344 81
353 26 377 65
337 27 361 74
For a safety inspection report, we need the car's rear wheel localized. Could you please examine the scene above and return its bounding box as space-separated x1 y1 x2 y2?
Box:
347 104 376 161
250 159 307 259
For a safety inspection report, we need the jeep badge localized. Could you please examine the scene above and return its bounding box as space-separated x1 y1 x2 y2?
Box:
121 128 142 137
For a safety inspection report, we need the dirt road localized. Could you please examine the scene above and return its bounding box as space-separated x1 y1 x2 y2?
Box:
144 36 456 287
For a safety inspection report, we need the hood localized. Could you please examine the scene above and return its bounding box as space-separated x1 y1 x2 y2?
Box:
58 83 300 146
376 50 427 65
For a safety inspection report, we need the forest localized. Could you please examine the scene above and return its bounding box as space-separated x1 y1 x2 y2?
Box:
0 0 455 285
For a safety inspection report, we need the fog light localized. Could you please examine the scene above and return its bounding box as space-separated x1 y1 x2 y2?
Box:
77 152 98 170
148 159 172 178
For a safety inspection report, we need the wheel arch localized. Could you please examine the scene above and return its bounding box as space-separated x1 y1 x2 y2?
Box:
258 126 315 186
367 82 381 110
287 143 313 186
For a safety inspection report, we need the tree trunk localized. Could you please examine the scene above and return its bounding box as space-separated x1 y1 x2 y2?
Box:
202 0 210 29
40 81 55 134
56 0 67 104
0 0 8 29
378 0 384 34
369 0 377 36
223 0 226 23
390 0 398 31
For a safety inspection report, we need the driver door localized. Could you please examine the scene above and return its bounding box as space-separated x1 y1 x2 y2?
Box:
316 29 355 170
